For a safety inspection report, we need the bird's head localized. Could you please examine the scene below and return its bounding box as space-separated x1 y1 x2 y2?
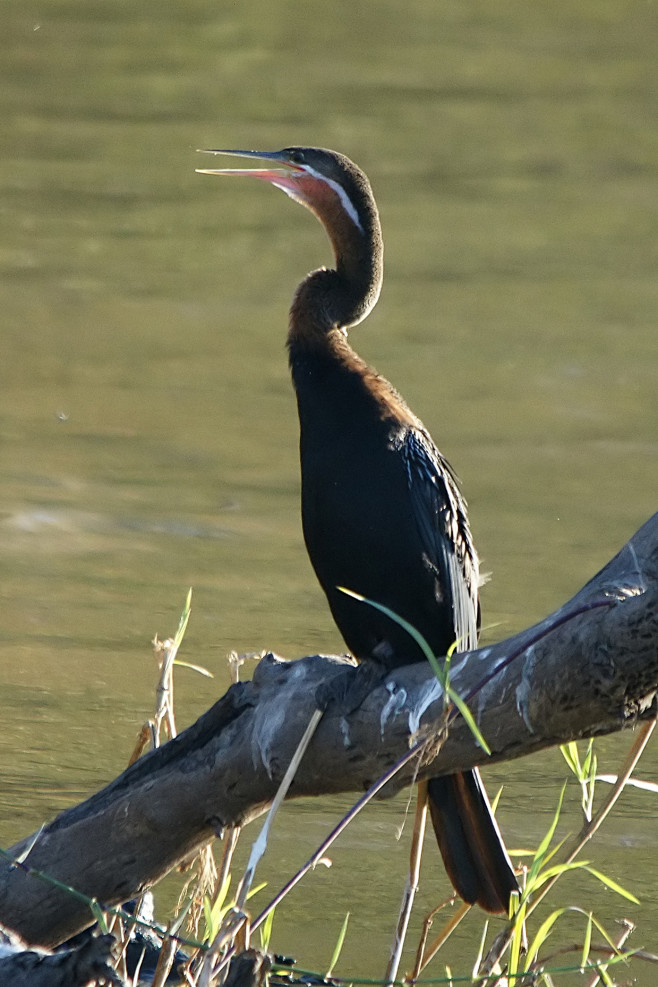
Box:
196 146 375 237
197 146 383 332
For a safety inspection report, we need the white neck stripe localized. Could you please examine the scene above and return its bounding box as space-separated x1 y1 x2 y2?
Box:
304 165 364 234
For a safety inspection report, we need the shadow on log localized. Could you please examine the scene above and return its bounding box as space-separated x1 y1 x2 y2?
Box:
0 926 123 987
0 514 656 948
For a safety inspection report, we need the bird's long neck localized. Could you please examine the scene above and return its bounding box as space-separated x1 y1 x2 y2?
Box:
285 189 420 433
287 185 383 351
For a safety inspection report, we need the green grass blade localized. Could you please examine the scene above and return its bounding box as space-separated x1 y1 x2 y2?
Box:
337 588 445 682
258 905 276 952
203 870 232 941
89 898 108 934
203 895 215 942
584 866 640 904
527 782 567 884
172 587 193 651
581 912 593 971
524 907 566 971
530 861 590 891
246 880 268 901
508 896 526 977
582 740 594 777
447 688 491 755
214 870 232 915
337 587 491 754
598 965 614 986
560 742 580 776
326 912 350 978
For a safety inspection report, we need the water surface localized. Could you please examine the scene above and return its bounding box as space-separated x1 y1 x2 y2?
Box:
1 0 657 978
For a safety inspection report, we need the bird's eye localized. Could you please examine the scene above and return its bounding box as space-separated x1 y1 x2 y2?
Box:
289 149 306 165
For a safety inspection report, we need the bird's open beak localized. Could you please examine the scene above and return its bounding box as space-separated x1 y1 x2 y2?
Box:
195 148 304 185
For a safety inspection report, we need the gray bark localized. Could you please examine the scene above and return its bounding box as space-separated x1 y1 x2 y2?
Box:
0 927 123 987
0 513 656 948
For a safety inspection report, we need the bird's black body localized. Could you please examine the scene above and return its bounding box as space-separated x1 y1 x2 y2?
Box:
199 145 517 913
290 338 477 669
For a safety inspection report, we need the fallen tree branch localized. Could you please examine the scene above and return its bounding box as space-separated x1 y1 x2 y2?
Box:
0 513 656 948
0 926 123 987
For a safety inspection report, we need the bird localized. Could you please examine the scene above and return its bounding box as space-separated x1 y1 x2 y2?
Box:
197 146 518 914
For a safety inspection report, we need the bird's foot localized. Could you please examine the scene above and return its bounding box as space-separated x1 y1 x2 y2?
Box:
315 661 384 714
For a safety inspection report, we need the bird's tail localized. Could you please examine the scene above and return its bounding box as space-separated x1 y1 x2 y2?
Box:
427 768 518 914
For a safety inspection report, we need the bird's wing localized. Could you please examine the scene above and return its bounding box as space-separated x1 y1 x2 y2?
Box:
400 427 480 652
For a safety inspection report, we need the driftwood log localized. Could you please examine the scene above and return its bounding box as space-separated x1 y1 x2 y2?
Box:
0 513 656 948
0 927 123 987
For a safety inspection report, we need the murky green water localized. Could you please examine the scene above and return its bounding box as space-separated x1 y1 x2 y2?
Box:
1 0 656 978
